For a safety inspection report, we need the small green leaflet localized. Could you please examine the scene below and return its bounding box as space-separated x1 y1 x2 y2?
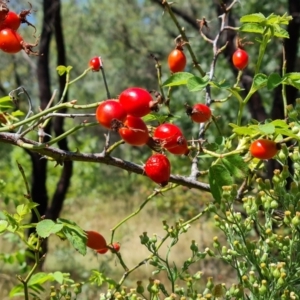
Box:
209 164 233 203
57 218 87 255
0 220 8 233
240 13 266 23
36 219 63 238
221 155 249 180
267 73 283 90
162 72 193 87
56 65 73 76
186 75 209 92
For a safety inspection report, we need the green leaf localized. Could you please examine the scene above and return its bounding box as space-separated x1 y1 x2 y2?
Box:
229 124 257 136
11 110 25 117
209 80 231 89
258 123 275 134
250 73 268 93
57 65 67 76
275 128 299 140
222 155 249 180
63 227 87 255
52 271 64 284
239 23 264 34
28 272 54 286
240 13 266 23
271 119 288 128
273 26 289 38
208 165 233 203
0 220 8 233
162 72 194 87
36 220 64 238
16 204 32 217
0 96 13 110
142 113 181 124
9 284 24 298
186 75 209 92
267 73 282 90
282 73 300 89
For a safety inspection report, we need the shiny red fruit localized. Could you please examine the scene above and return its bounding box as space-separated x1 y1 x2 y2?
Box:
187 103 211 123
118 115 149 146
232 48 249 70
0 11 21 30
111 242 120 253
168 49 186 73
166 141 189 155
153 123 187 151
96 247 109 254
85 230 107 250
119 87 153 118
0 29 23 53
144 153 171 186
96 100 127 129
89 56 102 71
249 139 279 160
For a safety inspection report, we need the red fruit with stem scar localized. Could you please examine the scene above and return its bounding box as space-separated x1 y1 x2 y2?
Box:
119 87 157 118
0 28 38 55
89 56 102 71
96 100 127 129
118 115 149 146
186 103 211 123
144 153 171 186
153 123 187 152
249 139 280 160
85 230 107 250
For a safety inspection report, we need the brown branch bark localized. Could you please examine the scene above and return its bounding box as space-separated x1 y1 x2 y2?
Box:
0 132 210 192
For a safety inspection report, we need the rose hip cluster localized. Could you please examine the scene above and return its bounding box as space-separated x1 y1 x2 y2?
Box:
0 3 38 55
91 57 212 187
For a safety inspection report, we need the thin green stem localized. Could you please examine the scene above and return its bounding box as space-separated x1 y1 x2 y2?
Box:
0 101 101 133
110 184 178 243
162 1 205 77
17 162 41 221
281 46 288 118
17 122 98 150
22 238 41 300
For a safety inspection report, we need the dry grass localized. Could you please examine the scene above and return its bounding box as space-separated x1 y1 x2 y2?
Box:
0 185 237 299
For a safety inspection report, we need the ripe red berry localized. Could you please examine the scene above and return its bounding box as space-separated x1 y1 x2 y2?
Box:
153 123 187 152
0 11 21 31
168 49 186 73
166 141 189 155
111 242 120 253
118 115 149 146
85 230 107 250
186 103 211 123
249 139 280 160
89 56 102 71
0 28 23 53
119 87 154 118
96 247 109 254
96 100 127 129
232 48 249 70
144 153 171 186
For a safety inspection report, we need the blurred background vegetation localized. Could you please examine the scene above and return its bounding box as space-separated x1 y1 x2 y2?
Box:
0 0 299 299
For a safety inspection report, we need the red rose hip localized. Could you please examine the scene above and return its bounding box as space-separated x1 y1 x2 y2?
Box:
119 87 154 118
249 139 279 160
144 153 171 186
118 115 149 146
96 100 127 129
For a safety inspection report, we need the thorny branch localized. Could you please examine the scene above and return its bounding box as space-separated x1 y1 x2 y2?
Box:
0 131 211 192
